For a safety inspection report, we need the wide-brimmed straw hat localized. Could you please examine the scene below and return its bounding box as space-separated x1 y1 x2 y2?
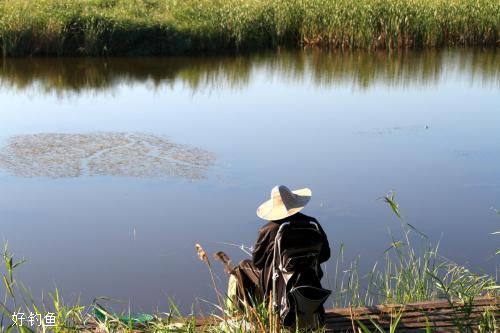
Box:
256 185 312 221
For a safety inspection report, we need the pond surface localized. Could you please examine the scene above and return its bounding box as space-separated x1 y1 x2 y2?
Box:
0 49 499 312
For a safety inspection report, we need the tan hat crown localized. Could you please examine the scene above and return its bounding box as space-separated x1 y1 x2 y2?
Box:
256 185 312 221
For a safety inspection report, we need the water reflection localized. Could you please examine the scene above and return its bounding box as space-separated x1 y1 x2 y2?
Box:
0 49 497 95
0 133 215 179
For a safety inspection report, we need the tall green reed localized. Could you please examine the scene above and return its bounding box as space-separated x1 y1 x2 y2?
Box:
329 192 497 309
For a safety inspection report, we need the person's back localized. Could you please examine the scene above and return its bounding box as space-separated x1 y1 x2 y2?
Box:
228 185 331 328
252 212 330 303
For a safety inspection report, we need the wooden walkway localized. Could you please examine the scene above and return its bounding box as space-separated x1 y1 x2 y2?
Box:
85 296 498 332
324 296 499 332
190 296 498 331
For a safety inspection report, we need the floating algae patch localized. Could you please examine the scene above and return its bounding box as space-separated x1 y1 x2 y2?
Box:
0 133 216 179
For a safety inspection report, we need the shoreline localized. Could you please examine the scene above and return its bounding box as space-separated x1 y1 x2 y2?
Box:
1 0 498 57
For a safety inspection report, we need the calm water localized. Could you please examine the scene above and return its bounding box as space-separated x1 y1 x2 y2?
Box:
0 49 499 312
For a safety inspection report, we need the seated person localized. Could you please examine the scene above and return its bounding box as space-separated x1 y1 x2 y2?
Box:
228 185 330 326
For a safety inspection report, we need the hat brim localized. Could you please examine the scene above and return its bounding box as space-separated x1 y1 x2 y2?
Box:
256 188 311 220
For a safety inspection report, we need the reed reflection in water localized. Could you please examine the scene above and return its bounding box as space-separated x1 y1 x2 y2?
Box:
0 49 498 95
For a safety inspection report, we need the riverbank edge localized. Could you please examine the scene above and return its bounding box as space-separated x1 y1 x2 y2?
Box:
0 0 498 57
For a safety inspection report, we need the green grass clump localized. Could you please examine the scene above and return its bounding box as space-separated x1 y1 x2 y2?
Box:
0 0 498 56
331 193 498 310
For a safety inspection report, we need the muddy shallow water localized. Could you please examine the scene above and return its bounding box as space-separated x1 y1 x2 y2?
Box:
0 49 499 312
0 133 215 179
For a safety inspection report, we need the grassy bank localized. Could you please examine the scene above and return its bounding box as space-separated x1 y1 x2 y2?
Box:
1 194 498 332
0 0 498 56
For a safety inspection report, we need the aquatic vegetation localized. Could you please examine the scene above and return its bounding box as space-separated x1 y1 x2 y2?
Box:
0 0 498 56
324 193 498 332
0 133 216 180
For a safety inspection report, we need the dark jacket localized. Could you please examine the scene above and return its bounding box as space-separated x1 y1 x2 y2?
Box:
251 212 330 300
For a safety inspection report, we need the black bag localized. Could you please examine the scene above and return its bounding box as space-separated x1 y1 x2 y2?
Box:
271 221 331 329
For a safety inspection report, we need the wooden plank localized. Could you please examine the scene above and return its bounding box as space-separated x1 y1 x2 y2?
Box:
323 296 498 331
325 296 498 316
326 306 493 321
185 296 498 330
325 307 494 325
